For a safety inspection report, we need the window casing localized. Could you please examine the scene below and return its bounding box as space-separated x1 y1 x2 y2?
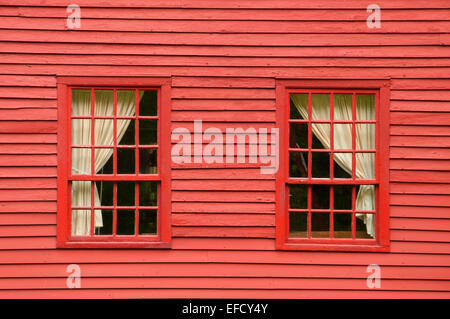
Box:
275 79 390 252
57 77 171 248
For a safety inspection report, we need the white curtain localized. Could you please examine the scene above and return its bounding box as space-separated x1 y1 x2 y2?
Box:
71 90 142 236
290 93 376 237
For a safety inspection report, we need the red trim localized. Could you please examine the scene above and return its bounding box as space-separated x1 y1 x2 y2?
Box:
275 79 390 252
56 77 172 249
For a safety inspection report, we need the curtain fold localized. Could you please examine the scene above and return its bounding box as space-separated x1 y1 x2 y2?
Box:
290 93 376 237
71 90 143 236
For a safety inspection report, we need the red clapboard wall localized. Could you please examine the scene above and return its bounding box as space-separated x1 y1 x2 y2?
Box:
0 0 450 298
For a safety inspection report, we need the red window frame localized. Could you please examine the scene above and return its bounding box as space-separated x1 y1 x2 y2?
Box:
275 79 390 252
57 77 171 248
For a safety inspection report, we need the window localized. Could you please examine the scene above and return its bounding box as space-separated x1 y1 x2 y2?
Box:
276 79 390 251
57 77 171 248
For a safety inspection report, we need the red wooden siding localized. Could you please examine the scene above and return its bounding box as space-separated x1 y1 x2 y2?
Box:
0 0 449 298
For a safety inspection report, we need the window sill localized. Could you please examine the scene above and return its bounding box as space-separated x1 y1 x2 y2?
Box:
57 240 171 249
277 239 389 252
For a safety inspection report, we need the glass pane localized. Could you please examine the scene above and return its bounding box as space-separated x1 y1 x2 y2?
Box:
289 123 308 149
94 119 113 145
356 185 375 210
139 149 158 174
289 185 307 209
333 213 352 238
94 90 113 116
311 212 330 238
290 94 308 119
117 148 135 174
356 213 375 239
356 153 375 179
311 152 329 178
94 148 113 174
139 90 158 116
117 90 136 117
311 184 329 209
139 210 157 235
95 181 113 207
71 148 91 175
96 210 112 235
139 181 158 207
311 124 329 149
289 212 307 238
356 124 375 150
117 210 135 235
139 120 157 145
334 94 352 120
334 153 352 179
72 181 91 207
71 210 91 236
356 94 375 121
311 94 330 120
333 124 352 149
96 149 113 175
72 89 91 116
289 152 308 178
72 119 91 145
118 120 135 145
333 185 353 210
117 181 135 206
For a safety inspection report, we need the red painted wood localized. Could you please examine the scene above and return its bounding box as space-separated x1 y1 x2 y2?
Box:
0 0 449 297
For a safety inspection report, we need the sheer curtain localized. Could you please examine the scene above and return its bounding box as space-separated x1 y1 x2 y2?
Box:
290 93 376 237
71 90 142 236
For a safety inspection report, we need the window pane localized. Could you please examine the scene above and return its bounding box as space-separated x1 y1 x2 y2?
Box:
356 185 375 210
94 90 113 116
311 124 329 149
139 210 157 235
356 124 375 150
139 90 158 116
333 153 352 179
118 120 135 145
72 181 91 207
356 153 375 179
71 210 91 236
94 119 113 145
333 213 352 238
356 94 375 121
139 120 157 145
289 185 307 209
139 149 158 174
311 212 330 238
311 184 329 209
72 89 91 116
289 152 308 178
356 213 375 239
311 94 330 120
117 148 135 174
95 181 113 207
117 210 135 235
117 90 136 117
311 152 329 178
96 210 112 235
333 185 353 210
72 148 91 175
289 123 308 149
117 181 135 206
96 149 113 175
289 212 307 238
333 124 352 149
334 94 352 120
139 181 158 207
290 94 308 119
72 119 91 145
